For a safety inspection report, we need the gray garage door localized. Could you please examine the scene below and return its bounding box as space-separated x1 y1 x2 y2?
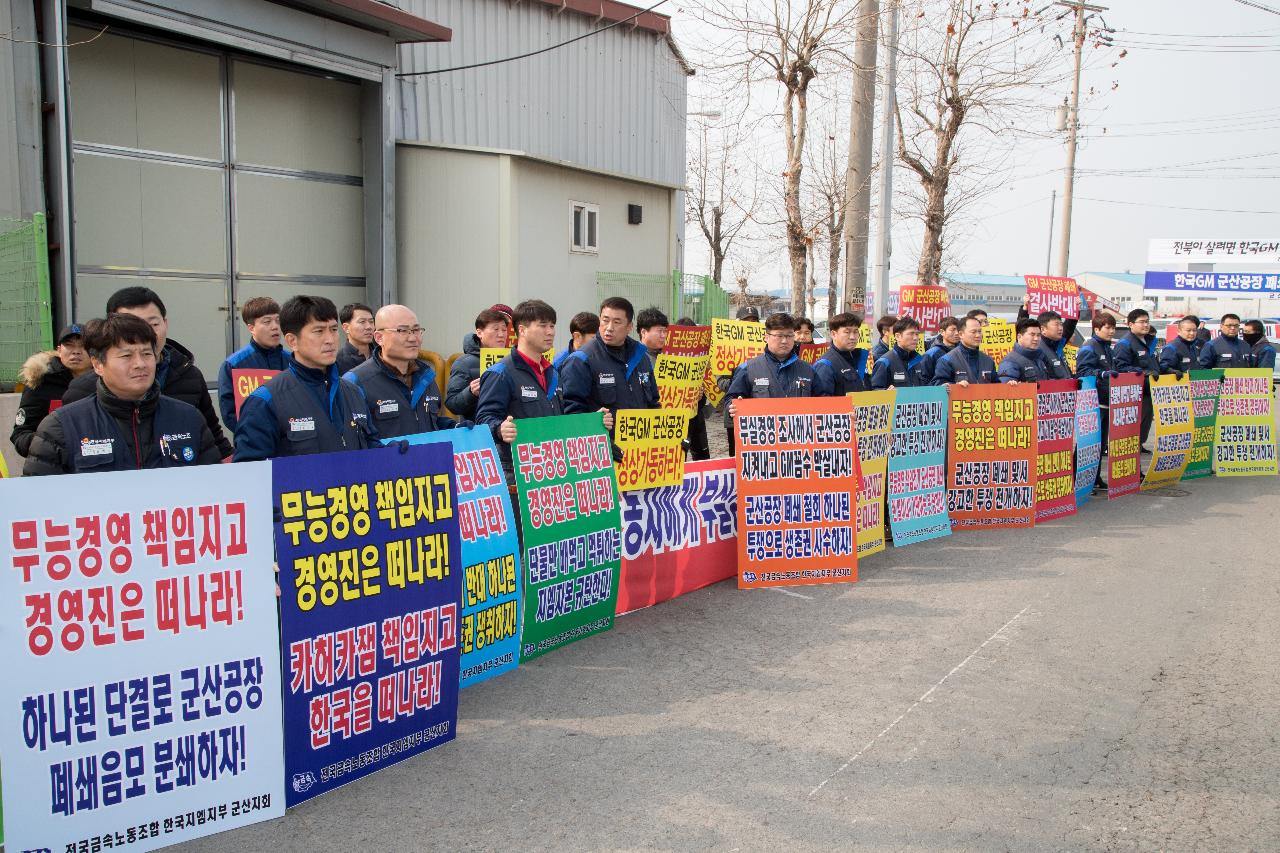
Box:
68 24 366 375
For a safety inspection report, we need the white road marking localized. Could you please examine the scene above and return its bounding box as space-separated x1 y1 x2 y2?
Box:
808 604 1033 797
762 587 814 600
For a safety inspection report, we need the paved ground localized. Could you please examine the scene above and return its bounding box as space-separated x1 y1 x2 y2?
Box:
177 465 1280 852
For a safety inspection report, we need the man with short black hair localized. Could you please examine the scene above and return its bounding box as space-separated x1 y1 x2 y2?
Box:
1159 315 1200 379
795 316 815 344
998 319 1049 384
1112 308 1159 446
636 307 669 361
812 312 866 395
561 296 659 423
726 313 816 404
933 316 997 385
234 296 376 461
920 316 961 383
1074 313 1119 491
965 308 989 326
1198 313 1251 369
1243 320 1276 369
553 311 600 371
717 306 762 456
1034 311 1075 379
24 315 222 475
870 317 927 390
217 296 290 432
11 324 91 457
447 307 510 420
476 300 575 485
344 305 462 439
870 314 898 367
336 302 376 373
62 285 231 458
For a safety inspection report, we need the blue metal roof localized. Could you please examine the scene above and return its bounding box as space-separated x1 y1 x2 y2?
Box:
940 273 1028 288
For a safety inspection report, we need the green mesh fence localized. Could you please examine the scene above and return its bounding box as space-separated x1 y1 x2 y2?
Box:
594 271 733 327
0 213 52 387
595 271 676 318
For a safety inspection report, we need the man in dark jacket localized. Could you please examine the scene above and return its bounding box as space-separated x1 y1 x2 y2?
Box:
24 315 221 476
933 316 997 385
869 314 898 372
216 296 290 433
1159 315 1200 378
446 307 510 420
1018 300 1078 379
10 324 92 457
919 316 961 383
336 302 375 374
812 312 867 395
998 319 1051 383
870 317 928 390
726 313 817 402
552 311 600 372
1243 320 1277 369
344 305 463 439
717 306 762 456
1198 313 1252 369
234 296 376 461
1112 308 1159 446
62 286 232 458
561 296 660 420
637 306 669 362
476 299 577 485
1075 313 1119 491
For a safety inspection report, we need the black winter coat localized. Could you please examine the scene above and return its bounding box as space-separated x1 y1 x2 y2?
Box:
10 351 82 457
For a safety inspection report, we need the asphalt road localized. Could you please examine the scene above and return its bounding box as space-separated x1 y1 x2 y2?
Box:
175 465 1280 852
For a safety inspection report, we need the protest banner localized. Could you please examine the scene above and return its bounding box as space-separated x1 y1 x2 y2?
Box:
1147 238 1280 265
797 343 826 365
273 445 461 806
0 464 286 852
1107 373 1144 499
401 429 521 688
1063 343 1079 375
1035 379 1078 522
735 397 860 589
947 383 1038 529
853 390 895 558
656 324 711 413
614 409 689 491
981 317 1015 365
617 458 737 614
710 318 766 378
513 413 622 660
231 369 281 417
1214 368 1278 476
1142 374 1195 490
886 386 952 547
1024 275 1080 320
1073 377 1102 507
1144 270 1280 299
1185 370 1223 480
480 347 554 372
898 284 952 331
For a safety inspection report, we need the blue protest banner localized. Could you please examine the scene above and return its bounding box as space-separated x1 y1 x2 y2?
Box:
1143 270 1280 298
885 387 952 547
1074 377 1102 507
400 428 522 688
273 444 461 807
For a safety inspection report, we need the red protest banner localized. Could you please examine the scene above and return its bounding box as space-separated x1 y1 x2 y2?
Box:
231 369 281 416
735 397 860 589
1024 275 1080 320
664 324 712 356
899 284 952 331
946 383 1038 529
1107 372 1144 498
797 343 826 364
1035 379 1079 522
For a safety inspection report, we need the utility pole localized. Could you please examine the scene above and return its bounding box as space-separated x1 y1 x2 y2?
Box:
842 0 880 312
871 0 899 318
1055 1 1107 278
1045 189 1056 274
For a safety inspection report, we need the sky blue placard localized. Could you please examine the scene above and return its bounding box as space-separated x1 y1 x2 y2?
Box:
886 386 953 547
1074 377 1102 507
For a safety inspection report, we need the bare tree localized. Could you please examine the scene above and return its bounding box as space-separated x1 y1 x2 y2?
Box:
808 132 849 320
894 0 1072 284
689 0 864 314
687 120 761 286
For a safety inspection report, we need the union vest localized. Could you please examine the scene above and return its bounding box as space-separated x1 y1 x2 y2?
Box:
881 348 928 387
346 358 445 439
815 346 865 395
740 352 816 398
938 346 996 383
56 395 205 474
1162 337 1197 373
1001 348 1048 382
1038 339 1072 379
568 337 658 411
263 368 374 457
1203 334 1250 368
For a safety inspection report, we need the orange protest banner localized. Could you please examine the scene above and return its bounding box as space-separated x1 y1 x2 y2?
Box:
899 284 952 331
231 369 281 416
1024 275 1080 320
734 397 861 589
664 325 712 356
797 343 825 364
946 383 1038 529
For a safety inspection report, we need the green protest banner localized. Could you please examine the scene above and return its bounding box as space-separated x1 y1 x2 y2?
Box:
513 413 622 661
1185 370 1222 480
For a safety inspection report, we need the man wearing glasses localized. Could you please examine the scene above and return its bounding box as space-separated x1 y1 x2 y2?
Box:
1198 313 1251 369
725 313 816 406
343 305 465 439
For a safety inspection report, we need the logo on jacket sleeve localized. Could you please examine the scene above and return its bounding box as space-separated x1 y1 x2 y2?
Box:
288 417 315 433
80 437 113 457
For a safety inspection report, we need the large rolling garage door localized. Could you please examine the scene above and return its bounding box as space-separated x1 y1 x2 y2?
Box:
67 24 366 375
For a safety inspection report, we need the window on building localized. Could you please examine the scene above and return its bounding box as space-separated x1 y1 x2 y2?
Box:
571 202 599 253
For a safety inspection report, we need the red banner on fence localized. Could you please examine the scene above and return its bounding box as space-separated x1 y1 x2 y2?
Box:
946 383 1038 529
1024 275 1080 320
1107 372 1144 498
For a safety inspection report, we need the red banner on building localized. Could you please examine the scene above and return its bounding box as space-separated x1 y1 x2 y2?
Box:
946 383 1038 529
899 284 952 331
1107 372 1144 498
1035 379 1079 522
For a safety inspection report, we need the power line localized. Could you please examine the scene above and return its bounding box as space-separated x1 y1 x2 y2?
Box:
397 0 670 78
1233 0 1280 17
1076 196 1280 214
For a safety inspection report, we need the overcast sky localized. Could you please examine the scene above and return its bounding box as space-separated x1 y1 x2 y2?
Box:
672 0 1280 291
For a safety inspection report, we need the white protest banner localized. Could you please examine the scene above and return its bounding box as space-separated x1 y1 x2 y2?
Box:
1147 238 1280 265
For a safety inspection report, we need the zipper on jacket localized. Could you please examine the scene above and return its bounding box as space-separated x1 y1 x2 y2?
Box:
131 408 142 469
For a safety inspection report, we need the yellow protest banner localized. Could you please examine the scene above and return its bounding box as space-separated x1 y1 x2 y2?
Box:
656 353 710 412
853 390 895 558
981 317 1015 365
480 347 554 372
1063 343 1079 374
1142 373 1194 491
710 318 765 377
614 409 689 491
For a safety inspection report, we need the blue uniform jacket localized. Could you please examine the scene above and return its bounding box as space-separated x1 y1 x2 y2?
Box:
560 335 658 414
998 344 1050 383
919 341 955 384
1112 331 1159 376
1198 333 1252 369
234 361 376 462
931 344 996 385
812 345 866 396
870 345 927 390
217 340 289 432
1158 337 1197 376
